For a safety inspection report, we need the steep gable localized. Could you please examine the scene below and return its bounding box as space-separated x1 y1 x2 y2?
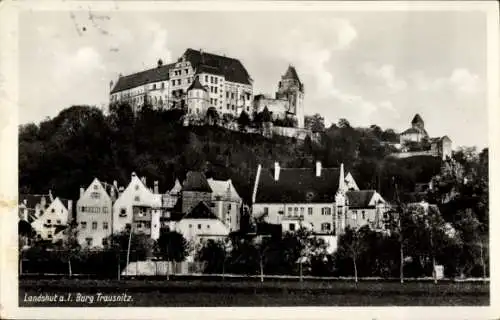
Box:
184 201 218 220
79 178 112 204
346 190 377 208
182 171 212 193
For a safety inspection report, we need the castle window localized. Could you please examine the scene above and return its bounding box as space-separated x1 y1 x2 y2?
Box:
92 221 98 230
227 104 230 110
231 105 235 110
214 78 218 84
198 224 201 230
205 75 208 82
214 87 218 94
185 69 188 75
81 221 87 229
308 207 313 215
294 207 298 216
231 93 235 99
321 223 331 232
300 207 304 216
362 211 366 219
226 92 229 98
103 222 109 230
171 80 175 86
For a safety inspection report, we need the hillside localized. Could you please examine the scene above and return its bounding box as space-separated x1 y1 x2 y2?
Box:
18 104 443 203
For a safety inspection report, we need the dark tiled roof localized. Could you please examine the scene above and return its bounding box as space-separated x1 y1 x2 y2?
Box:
196 64 224 76
346 190 376 208
183 48 251 85
401 127 428 136
110 63 175 94
182 171 212 192
255 168 340 203
184 201 218 219
283 65 302 84
187 77 207 92
411 114 424 125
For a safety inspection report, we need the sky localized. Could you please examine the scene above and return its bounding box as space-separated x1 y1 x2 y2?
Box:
18 9 488 149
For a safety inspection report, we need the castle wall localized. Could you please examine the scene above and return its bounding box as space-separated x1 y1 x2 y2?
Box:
271 126 313 140
253 97 289 120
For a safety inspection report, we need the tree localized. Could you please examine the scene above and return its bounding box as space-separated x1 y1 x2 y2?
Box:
336 226 368 282
305 114 325 132
157 229 189 262
338 118 351 129
196 239 232 275
238 110 250 131
54 220 81 277
206 107 219 126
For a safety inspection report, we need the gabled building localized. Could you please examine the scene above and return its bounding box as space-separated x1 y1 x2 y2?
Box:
345 190 388 230
181 171 213 214
112 173 162 238
207 178 242 232
77 178 117 247
174 201 230 243
34 197 73 242
252 161 388 237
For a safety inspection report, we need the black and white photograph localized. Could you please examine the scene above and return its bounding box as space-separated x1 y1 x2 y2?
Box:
0 0 498 319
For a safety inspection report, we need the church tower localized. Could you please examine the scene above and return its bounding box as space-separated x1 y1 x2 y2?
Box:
276 65 305 128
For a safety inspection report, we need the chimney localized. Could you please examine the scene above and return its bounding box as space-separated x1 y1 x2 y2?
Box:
274 162 280 181
79 187 85 198
131 172 137 178
67 200 73 220
157 59 163 68
49 189 54 202
154 181 159 194
316 161 322 177
40 196 46 208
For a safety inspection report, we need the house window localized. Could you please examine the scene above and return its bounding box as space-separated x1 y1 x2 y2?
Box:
51 208 55 213
137 222 142 229
207 224 210 229
278 210 284 215
228 204 232 210
189 224 192 228
263 207 269 215
56 219 61 224
86 237 93 247
362 211 366 219
81 221 87 229
288 207 292 216
103 207 108 213
214 87 218 94
119 208 127 217
91 192 100 199
294 207 298 216
103 222 109 230
308 207 313 215
300 207 304 216
93 185 98 190
102 239 108 246
231 93 235 99
135 185 139 190
352 211 357 220
48 234 53 239
47 219 51 224
161 83 165 89
153 84 156 90
134 196 140 202
321 223 331 232
289 223 295 231
92 221 98 230
226 92 229 98
205 75 208 82
198 224 202 230
322 207 331 215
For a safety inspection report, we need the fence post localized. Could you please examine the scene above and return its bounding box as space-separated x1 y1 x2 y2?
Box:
117 251 121 280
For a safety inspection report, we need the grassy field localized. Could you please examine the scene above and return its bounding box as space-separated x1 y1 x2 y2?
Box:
19 278 489 307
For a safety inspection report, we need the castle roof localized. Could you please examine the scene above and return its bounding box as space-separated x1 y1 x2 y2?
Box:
187 76 207 92
110 63 175 94
182 171 212 193
401 127 428 136
254 167 341 203
283 65 301 83
346 190 376 208
411 114 424 125
183 48 252 85
184 201 218 219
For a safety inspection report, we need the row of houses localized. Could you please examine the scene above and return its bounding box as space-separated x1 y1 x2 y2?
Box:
19 161 392 251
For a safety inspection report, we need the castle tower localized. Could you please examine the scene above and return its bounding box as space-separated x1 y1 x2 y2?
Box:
411 114 425 131
186 76 209 118
276 65 305 128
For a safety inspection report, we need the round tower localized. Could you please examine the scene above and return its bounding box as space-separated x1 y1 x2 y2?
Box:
186 76 209 119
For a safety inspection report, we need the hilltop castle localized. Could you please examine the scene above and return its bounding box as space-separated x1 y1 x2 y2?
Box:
109 48 305 130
